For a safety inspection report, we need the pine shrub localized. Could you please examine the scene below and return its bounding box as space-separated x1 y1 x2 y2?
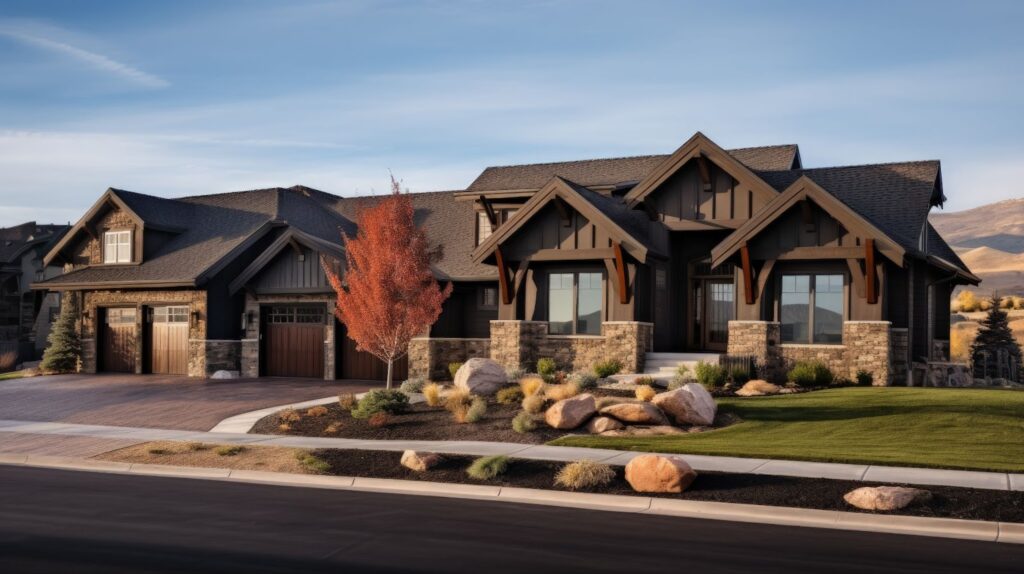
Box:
536 358 557 377
40 295 81 374
971 296 1024 380
448 362 463 380
351 389 409 419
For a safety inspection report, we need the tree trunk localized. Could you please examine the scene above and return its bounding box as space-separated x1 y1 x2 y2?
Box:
386 358 394 390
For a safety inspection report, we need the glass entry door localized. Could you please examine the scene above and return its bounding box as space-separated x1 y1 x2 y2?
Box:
699 279 734 352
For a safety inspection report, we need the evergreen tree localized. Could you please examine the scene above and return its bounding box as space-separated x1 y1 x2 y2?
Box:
970 296 1022 381
40 294 82 373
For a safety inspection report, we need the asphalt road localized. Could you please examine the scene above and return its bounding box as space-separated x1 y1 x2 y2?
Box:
0 466 1020 574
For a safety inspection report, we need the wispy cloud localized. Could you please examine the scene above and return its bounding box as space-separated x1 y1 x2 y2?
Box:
0 21 168 89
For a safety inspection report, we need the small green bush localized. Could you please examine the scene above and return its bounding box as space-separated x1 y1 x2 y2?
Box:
465 396 488 423
351 389 409 419
295 451 330 473
399 377 427 394
569 371 599 390
522 393 546 414
215 445 245 457
467 455 509 480
730 365 751 385
676 364 690 378
694 361 727 389
512 411 537 433
668 375 687 390
592 359 623 378
788 361 834 387
537 358 557 377
506 367 526 382
856 369 874 386
496 386 525 405
448 362 463 380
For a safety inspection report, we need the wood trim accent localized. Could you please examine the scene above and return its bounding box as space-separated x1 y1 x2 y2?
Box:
696 155 712 191
740 244 754 305
530 248 615 262
479 195 498 228
846 258 865 298
756 259 775 299
495 247 512 305
287 237 304 260
865 239 877 304
613 242 628 304
776 246 866 260
513 260 529 294
553 197 572 227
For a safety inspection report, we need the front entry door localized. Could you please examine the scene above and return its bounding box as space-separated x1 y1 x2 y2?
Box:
695 279 734 352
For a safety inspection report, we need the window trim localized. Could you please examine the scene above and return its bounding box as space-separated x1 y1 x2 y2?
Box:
776 269 847 345
546 268 605 336
478 285 498 310
475 208 518 246
103 229 133 264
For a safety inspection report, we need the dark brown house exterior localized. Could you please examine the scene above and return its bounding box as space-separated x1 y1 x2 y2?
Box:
35 132 976 384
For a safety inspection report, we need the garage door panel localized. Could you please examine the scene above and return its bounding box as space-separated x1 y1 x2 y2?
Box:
148 306 189 375
101 308 136 373
264 306 325 379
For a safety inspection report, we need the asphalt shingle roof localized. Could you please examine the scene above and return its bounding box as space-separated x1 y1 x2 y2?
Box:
0 222 68 264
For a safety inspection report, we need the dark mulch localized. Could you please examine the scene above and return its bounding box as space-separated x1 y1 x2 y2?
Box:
251 401 574 444
310 449 1024 523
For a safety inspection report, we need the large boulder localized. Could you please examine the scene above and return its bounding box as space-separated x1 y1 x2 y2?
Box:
843 486 932 511
400 450 443 472
453 358 507 396
599 402 669 425
625 454 698 493
735 380 781 397
652 383 717 426
544 393 597 429
586 415 625 434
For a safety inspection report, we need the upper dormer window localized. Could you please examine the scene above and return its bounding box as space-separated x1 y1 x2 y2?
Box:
104 230 132 263
476 208 518 245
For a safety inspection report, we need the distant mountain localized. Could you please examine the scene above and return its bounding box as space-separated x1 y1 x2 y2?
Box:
931 198 1024 296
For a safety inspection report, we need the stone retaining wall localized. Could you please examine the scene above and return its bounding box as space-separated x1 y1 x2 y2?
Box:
408 337 491 380
490 320 652 374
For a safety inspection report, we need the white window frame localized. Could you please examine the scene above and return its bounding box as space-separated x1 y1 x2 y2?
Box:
104 230 132 264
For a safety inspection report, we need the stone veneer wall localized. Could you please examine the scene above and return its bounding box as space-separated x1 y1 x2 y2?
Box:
408 338 491 380
80 289 208 377
727 320 892 385
241 293 336 380
890 328 910 386
489 320 652 374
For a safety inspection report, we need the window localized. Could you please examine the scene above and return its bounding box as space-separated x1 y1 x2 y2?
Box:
475 208 518 245
479 286 498 310
153 306 188 323
780 273 844 344
104 230 132 263
548 270 603 335
266 306 325 324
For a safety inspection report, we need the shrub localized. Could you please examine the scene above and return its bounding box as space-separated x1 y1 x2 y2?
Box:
295 451 330 473
466 455 509 480
522 393 546 414
40 295 81 374
694 361 728 389
278 408 301 424
147 447 169 455
367 412 391 428
545 382 580 402
278 423 291 432
422 383 443 407
554 460 616 491
464 396 488 423
505 367 526 382
496 386 524 405
788 361 833 387
306 405 328 417
668 375 687 390
592 359 623 378
351 389 409 419
448 362 463 381
634 384 657 402
536 358 557 376
444 387 471 410
676 364 690 378
634 375 655 386
215 445 245 456
856 369 874 386
730 365 751 385
338 394 357 410
511 411 537 433
569 371 599 390
186 442 208 452
519 376 544 397
399 377 427 394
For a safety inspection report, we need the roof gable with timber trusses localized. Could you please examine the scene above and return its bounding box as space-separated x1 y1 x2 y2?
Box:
229 226 346 294
710 175 907 268
623 132 783 209
471 176 662 264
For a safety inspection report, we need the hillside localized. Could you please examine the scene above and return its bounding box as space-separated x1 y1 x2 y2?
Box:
931 198 1024 296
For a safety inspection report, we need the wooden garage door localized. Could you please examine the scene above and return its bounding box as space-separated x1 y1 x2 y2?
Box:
339 323 408 381
148 306 189 375
264 306 325 378
101 308 136 373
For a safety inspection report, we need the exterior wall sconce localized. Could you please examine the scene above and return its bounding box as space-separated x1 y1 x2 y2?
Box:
241 311 254 331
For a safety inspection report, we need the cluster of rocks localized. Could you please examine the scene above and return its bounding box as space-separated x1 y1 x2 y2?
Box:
543 382 718 436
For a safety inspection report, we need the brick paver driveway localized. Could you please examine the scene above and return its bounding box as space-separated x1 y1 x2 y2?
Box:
0 374 379 431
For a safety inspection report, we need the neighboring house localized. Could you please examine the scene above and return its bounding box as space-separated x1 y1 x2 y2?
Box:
35 132 975 384
0 222 70 365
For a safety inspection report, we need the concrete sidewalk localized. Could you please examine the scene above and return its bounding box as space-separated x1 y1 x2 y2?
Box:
1 418 1020 491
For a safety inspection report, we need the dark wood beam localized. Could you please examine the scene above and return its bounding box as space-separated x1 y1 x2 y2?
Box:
801 199 816 231
494 247 512 305
776 246 865 260
479 195 498 228
756 259 775 299
865 238 877 304
613 242 628 304
553 197 572 227
696 155 712 191
740 244 754 305
531 248 615 262
641 200 659 222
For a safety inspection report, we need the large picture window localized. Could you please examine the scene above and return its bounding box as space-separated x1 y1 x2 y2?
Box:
548 270 603 335
780 273 844 344
104 230 132 263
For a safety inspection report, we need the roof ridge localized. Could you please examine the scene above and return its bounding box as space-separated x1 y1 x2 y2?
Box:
768 159 939 173
480 153 669 170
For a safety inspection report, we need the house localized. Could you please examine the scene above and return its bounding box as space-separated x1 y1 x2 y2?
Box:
1 222 70 367
34 132 976 384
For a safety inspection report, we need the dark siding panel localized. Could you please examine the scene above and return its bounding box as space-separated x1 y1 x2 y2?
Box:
252 246 331 293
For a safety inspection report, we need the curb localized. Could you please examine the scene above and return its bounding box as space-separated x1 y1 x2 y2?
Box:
0 455 1019 544
209 392 424 433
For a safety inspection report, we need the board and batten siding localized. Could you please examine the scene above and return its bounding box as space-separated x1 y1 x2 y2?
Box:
250 246 333 293
500 203 616 259
648 161 766 224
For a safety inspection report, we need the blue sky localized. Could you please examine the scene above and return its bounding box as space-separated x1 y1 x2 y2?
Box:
1 0 1022 227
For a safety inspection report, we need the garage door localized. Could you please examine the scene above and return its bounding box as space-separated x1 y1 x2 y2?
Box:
338 322 407 381
147 306 189 375
101 307 136 373
264 306 325 378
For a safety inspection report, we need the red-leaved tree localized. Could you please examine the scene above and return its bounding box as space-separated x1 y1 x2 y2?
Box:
323 177 452 389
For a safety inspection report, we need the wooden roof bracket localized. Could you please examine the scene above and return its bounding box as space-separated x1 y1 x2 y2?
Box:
696 154 712 191
494 247 513 305
287 237 305 261
865 239 878 304
479 195 498 228
553 197 572 227
846 258 866 298
613 242 629 304
740 244 754 305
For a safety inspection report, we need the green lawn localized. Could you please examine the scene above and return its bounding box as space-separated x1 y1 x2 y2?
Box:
0 371 28 381
551 387 1024 472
